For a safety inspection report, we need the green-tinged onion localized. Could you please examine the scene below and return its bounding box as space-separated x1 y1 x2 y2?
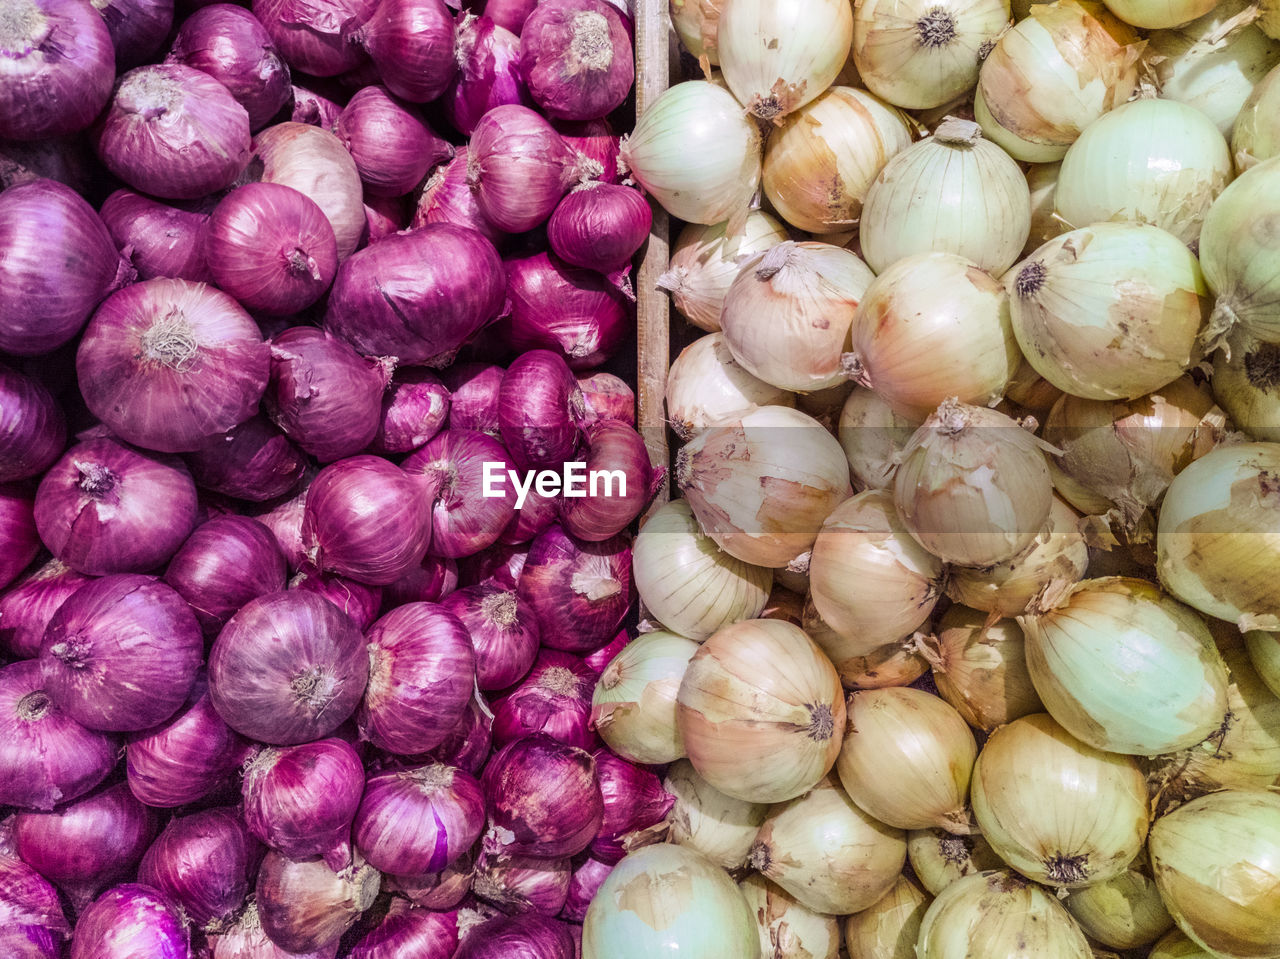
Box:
915 869 1093 959
720 241 876 392
716 0 853 122
582 843 761 959
665 333 795 441
761 86 915 234
1100 0 1217 28
907 828 1006 895
658 213 790 333
1151 929 1221 958
669 0 724 66
747 774 906 915
664 759 769 870
1156 442 1280 632
620 81 761 229
809 490 945 659
1062 857 1174 949
894 400 1055 568
677 618 845 804
920 606 1045 732
1233 60 1280 171
861 118 1031 276
1054 98 1232 246
1021 577 1229 755
632 500 771 641
974 1 1143 163
676 405 853 568
851 0 1012 111
1148 788 1280 958
1199 155 1280 346
1212 330 1280 442
1246 629 1280 699
837 387 918 492
845 254 1021 421
739 873 840 959
1147 0 1280 138
842 874 932 959
1006 223 1211 401
836 687 978 833
591 630 699 765
970 713 1150 888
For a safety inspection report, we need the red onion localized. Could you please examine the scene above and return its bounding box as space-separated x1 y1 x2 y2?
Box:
242 738 365 869
169 5 292 130
257 851 382 955
413 148 505 247
14 783 158 906
383 554 459 606
0 852 69 938
362 193 407 241
137 808 263 930
349 900 459 959
95 64 252 200
355 764 485 876
498 350 586 469
582 626 627 675
576 371 635 426
0 661 117 811
266 327 392 462
210 900 340 959
0 485 39 590
252 122 366 259
186 414 307 503
559 420 663 542
250 466 316 570
548 183 651 272
402 430 518 559
164 515 288 637
554 117 623 184
251 0 379 76
443 361 505 436
482 734 603 858
95 0 174 70
384 850 475 909
458 541 529 589
289 565 383 632
77 279 271 453
0 179 132 356
69 884 189 959
0 0 115 141
203 183 339 315
418 687 494 774
519 0 633 121
100 190 213 283
0 364 65 483
445 14 530 136
0 134 95 193
499 480 560 545
324 223 506 366
517 524 633 653
34 437 199 575
358 601 475 753
337 86 453 197
503 250 631 369
40 574 202 732
370 368 451 455
291 82 343 130
358 0 457 102
560 856 612 921
589 750 674 863
439 582 539 690
473 852 571 916
301 456 433 585
493 649 596 750
208 590 369 744
125 673 251 808
453 912 576 959
0 559 90 660
475 0 539 34
467 105 582 233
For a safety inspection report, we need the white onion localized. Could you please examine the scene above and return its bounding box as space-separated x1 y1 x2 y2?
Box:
906 828 1006 896
1024 161 1067 255
1232 59 1280 171
1062 861 1174 949
842 874 931 959
836 387 917 492
739 874 840 959
591 630 700 764
669 0 724 66
663 759 768 870
1101 0 1217 29
665 333 795 441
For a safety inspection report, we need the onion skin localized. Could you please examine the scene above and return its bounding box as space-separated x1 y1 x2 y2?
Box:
0 661 118 811
473 851 572 916
370 368 451 455
69 884 190 959
466 105 578 233
519 0 634 121
446 14 530 136
0 486 40 593
412 148 506 247
0 852 68 938
348 901 459 959
561 856 614 922
493 649 597 751
456 913 576 959
289 565 383 633
402 429 518 559
336 85 453 198
517 525 634 654
0 558 90 660
186 414 307 504
208 899 340 959
99 189 212 283
165 515 288 637
354 764 485 875
0 363 66 483
417 689 494 775
255 850 382 955
358 0 458 103
590 749 675 864
497 349 586 470
251 0 380 77
549 183 651 273
439 582 540 691
591 630 698 766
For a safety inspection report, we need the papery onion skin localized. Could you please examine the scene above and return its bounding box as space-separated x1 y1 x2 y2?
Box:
358 0 457 102
412 148 506 247
836 386 916 492
418 689 494 775
497 348 585 469
1233 59 1280 172
208 590 369 745
353 764 485 875
336 85 452 198
251 0 379 77
493 649 597 750
519 0 634 121
69 884 190 959
95 63 252 201
591 629 698 765
561 856 614 922
99 190 212 284
518 525 633 654
370 368 450 455
590 749 675 864
438 582 538 691
559 420 663 543
577 371 636 426
0 364 65 483
582 843 760 959
403 429 517 559
209 899 341 959
970 713 1150 889
0 486 39 591
0 179 133 357
0 849 69 940
446 14 530 136
288 564 383 633
548 183 652 273
1061 863 1173 949
456 913 576 959
663 759 768 871
1212 331 1280 442
473 851 572 916
187 414 307 505
324 223 506 365
0 661 118 811
906 828 1006 896
0 558 90 660
665 333 795 442
164 515 287 637
842 873 931 959
255 850 382 955
348 901 459 959
739 873 841 959
40 574 203 733
466 104 579 233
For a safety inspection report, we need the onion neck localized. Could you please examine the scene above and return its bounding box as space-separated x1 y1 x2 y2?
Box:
1013 260 1047 298
755 242 795 281
141 309 199 371
481 589 519 629
76 461 118 499
937 833 977 867
569 11 614 73
15 690 51 722
746 841 772 873
933 116 982 146
0 2 48 57
285 247 323 282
